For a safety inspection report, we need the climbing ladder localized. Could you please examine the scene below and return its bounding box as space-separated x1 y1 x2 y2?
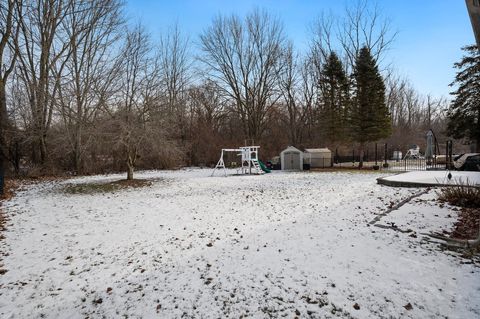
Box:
251 158 261 173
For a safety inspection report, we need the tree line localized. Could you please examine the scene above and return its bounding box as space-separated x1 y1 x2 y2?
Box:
0 0 451 183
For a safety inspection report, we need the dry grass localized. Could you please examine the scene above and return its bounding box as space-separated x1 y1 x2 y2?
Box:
449 208 480 241
62 179 153 194
0 178 21 201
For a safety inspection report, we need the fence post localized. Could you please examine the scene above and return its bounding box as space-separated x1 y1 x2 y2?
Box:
383 143 388 168
352 149 355 166
384 143 388 166
445 142 448 170
446 140 453 170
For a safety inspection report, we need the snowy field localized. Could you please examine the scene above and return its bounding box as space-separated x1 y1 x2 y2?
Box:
0 169 479 318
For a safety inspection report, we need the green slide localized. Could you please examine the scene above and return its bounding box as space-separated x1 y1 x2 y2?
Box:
258 160 271 173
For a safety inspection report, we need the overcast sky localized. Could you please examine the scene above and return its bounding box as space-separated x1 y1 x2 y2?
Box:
125 0 474 99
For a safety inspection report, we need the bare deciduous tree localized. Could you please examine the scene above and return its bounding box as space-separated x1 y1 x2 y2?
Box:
158 23 191 144
299 55 317 144
187 80 228 164
310 11 336 69
200 9 287 142
0 0 19 131
338 0 397 68
0 0 22 191
115 25 162 180
385 74 448 151
15 0 75 164
56 0 123 173
277 44 315 146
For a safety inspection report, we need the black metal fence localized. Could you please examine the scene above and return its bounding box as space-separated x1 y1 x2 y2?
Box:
332 143 453 171
385 158 443 171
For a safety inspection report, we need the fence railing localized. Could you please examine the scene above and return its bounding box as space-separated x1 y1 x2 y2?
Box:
331 143 452 172
332 157 448 171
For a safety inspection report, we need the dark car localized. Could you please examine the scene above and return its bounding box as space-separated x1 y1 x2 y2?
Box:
454 153 480 171
267 156 281 170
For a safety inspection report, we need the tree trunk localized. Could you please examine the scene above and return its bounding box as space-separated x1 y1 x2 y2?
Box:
126 162 134 180
74 127 82 174
74 151 81 175
126 153 134 180
11 139 20 176
0 82 7 195
0 81 6 125
40 134 47 164
32 130 46 165
0 153 4 195
358 143 365 168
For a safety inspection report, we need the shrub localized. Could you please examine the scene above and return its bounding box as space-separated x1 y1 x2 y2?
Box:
438 182 480 208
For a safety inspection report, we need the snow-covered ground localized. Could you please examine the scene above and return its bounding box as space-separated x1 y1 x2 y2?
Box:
0 169 479 318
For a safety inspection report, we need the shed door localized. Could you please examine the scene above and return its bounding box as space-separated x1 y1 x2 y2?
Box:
284 152 299 169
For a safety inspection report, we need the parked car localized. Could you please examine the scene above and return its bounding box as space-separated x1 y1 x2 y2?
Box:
268 156 281 170
265 161 273 169
453 153 480 171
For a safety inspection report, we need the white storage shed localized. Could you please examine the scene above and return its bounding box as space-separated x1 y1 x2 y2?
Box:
304 148 332 168
280 146 303 170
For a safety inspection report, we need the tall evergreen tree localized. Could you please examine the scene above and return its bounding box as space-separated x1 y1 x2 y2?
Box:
447 45 480 151
350 46 391 168
317 52 349 144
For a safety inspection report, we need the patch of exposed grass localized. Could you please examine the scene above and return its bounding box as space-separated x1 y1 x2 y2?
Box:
0 178 21 201
63 179 153 194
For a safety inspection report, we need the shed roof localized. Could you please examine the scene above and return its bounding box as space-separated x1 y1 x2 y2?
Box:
304 148 331 153
280 146 302 154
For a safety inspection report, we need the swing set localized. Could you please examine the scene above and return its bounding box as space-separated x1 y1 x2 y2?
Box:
211 146 269 176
